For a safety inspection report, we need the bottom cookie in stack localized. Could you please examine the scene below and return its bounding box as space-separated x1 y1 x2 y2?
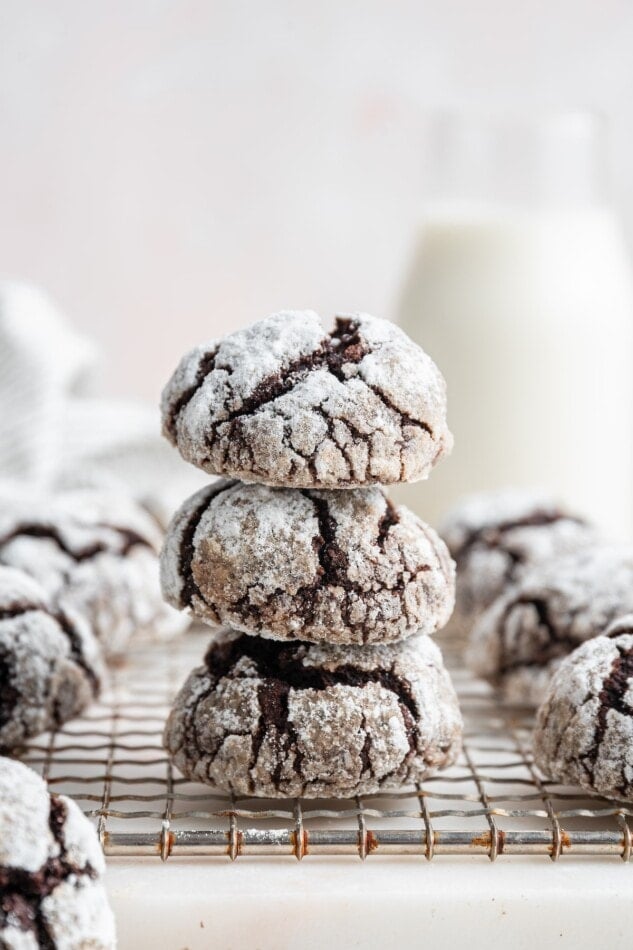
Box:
164 630 463 798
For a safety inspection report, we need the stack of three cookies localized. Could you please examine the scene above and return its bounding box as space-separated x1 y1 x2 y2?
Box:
159 312 463 798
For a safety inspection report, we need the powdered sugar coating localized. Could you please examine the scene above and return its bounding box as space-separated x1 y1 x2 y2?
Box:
0 566 103 751
161 480 455 645
440 489 595 637
0 756 115 948
0 915 38 948
534 616 633 801
0 756 54 873
161 311 452 489
467 545 633 705
58 795 104 873
164 629 463 798
0 486 187 659
40 877 115 950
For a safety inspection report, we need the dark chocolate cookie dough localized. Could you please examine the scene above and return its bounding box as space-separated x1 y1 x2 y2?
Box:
161 480 455 645
161 311 452 489
164 629 463 798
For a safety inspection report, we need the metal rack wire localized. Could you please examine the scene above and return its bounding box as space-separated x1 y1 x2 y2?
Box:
21 629 633 862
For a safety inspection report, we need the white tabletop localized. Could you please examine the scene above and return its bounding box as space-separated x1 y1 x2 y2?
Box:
106 855 633 949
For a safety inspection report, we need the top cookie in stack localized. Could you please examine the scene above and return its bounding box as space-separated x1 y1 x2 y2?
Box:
160 312 463 798
161 310 452 489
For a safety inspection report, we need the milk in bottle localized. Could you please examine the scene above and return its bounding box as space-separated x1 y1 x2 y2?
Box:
395 113 633 538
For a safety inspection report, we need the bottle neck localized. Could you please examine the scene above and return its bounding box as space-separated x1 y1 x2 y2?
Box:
426 111 610 211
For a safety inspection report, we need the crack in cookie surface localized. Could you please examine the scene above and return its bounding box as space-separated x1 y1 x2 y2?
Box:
0 647 20 730
0 522 153 562
52 610 100 694
498 596 578 674
375 499 400 552
582 643 633 783
301 491 350 590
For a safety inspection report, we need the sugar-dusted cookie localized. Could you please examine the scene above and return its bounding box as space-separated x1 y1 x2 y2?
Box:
161 480 455 645
467 545 633 705
0 566 103 751
440 489 594 636
0 756 116 948
164 629 462 798
161 311 452 489
534 615 633 801
0 487 187 659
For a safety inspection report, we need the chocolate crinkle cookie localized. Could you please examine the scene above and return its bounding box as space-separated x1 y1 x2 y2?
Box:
164 629 463 798
0 486 187 660
533 615 633 802
161 480 455 645
440 489 595 637
161 311 452 489
467 545 633 706
0 756 116 949
0 566 103 753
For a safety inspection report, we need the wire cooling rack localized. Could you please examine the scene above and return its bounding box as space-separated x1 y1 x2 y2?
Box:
21 628 633 862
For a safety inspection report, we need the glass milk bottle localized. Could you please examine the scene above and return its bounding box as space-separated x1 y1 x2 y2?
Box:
395 112 633 539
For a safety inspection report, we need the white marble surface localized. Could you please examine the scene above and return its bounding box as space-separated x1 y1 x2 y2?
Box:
106 856 633 949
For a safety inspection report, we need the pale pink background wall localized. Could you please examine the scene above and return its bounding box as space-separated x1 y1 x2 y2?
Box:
1 0 632 401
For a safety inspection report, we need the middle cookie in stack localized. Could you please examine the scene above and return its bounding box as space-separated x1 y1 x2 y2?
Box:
160 311 463 797
161 482 454 644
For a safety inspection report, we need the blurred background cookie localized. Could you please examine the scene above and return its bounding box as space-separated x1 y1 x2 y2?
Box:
0 566 103 751
0 486 188 660
466 545 633 705
161 480 455 645
440 489 596 638
161 311 453 489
